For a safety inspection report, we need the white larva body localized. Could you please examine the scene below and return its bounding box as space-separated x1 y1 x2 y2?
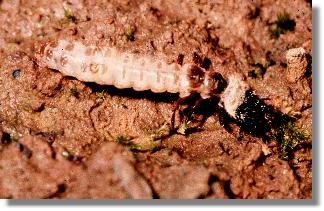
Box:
37 40 196 98
37 39 249 116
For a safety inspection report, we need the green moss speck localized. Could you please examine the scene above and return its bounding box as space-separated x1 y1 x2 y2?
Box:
147 122 170 140
115 135 143 151
270 11 295 39
70 87 79 97
272 117 309 160
64 9 76 23
270 27 283 39
95 90 107 101
176 112 202 135
275 11 296 31
123 26 136 41
248 54 275 79
248 63 266 79
177 120 191 135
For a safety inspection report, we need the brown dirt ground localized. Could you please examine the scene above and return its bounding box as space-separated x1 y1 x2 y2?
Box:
0 0 312 199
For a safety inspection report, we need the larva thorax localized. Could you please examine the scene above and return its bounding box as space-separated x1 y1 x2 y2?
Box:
184 64 227 99
36 39 226 99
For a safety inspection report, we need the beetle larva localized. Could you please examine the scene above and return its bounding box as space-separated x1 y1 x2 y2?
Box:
36 39 225 99
36 39 286 139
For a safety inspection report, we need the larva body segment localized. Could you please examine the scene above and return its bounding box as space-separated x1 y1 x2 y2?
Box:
36 40 190 96
36 39 224 99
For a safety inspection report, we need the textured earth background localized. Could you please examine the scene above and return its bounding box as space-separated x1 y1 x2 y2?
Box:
0 0 312 199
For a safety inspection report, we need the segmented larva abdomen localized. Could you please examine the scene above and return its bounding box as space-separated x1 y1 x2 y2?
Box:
37 40 192 97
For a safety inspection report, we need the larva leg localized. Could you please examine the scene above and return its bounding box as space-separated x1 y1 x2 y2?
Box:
171 93 195 131
171 94 213 132
183 97 219 130
190 98 204 113
176 97 204 129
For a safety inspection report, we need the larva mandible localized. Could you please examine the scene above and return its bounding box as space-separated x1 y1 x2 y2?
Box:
36 39 226 99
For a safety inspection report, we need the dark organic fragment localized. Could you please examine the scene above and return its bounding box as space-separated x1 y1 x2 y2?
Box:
12 69 21 78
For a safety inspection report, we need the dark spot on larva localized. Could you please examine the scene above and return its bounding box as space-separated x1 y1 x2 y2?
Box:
60 56 68 66
65 43 74 51
54 56 60 64
90 64 100 73
187 65 205 89
157 62 162 69
37 42 48 55
45 49 53 60
49 41 58 48
15 142 24 151
81 63 88 72
140 59 145 66
38 41 57 58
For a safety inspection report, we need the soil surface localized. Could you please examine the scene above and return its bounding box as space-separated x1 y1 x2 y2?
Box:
0 0 312 199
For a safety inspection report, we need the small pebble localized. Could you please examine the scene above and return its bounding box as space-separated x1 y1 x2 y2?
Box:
286 47 307 83
12 69 21 78
62 151 70 158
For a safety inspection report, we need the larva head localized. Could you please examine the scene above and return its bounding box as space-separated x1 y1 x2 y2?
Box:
186 64 206 90
198 71 227 99
185 64 227 99
35 40 59 67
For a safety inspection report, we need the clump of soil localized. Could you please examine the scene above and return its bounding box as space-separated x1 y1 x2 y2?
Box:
0 0 312 199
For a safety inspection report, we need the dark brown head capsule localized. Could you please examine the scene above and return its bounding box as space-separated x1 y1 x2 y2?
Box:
187 65 205 90
185 64 227 99
207 72 227 95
